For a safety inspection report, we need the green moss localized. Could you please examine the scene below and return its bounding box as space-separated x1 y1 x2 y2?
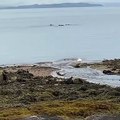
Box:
0 100 120 120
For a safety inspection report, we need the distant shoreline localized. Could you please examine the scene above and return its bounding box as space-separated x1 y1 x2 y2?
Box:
0 3 103 10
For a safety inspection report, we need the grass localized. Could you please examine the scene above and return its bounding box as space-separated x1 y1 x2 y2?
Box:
0 100 120 120
0 108 31 120
30 100 120 117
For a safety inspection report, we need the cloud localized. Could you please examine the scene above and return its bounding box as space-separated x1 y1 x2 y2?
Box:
0 0 119 6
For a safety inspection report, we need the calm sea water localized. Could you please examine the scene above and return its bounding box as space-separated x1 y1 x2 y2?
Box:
0 7 120 64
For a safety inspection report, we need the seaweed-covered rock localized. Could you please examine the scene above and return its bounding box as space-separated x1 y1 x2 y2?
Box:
0 70 9 85
64 77 74 84
16 70 34 82
16 69 33 79
103 70 114 75
73 78 86 84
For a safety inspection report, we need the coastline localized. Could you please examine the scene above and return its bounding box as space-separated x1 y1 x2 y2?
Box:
73 59 120 75
1 58 120 87
1 5 120 120
0 58 120 120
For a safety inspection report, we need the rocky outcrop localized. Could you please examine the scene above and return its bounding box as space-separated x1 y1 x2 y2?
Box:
1 65 120 120
16 69 33 79
102 59 120 75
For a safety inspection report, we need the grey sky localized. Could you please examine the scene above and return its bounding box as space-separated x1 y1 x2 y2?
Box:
0 0 119 6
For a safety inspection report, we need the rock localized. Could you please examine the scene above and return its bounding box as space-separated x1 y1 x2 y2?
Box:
118 70 120 74
50 24 54 26
22 116 39 120
52 90 61 97
103 70 114 75
56 71 65 76
65 24 70 26
2 70 9 81
73 63 81 68
16 70 34 82
20 94 37 104
73 63 89 68
21 116 63 120
73 78 86 84
85 115 120 120
16 69 33 79
79 85 88 91
46 79 57 84
0 70 9 85
64 77 74 84
58 24 64 26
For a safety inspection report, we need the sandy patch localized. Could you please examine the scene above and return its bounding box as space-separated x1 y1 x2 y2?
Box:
5 66 56 77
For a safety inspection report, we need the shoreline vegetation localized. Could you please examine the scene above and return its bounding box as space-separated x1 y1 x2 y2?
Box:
0 59 120 120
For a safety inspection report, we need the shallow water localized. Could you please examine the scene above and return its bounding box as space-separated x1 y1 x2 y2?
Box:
50 59 120 87
0 7 120 64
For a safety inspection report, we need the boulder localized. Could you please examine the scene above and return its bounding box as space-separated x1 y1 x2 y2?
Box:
56 71 65 76
0 70 9 85
103 70 114 75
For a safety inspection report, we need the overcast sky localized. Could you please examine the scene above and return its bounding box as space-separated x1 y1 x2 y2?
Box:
0 0 119 6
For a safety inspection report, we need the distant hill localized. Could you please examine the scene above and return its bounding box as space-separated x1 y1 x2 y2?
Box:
103 2 120 7
0 3 103 9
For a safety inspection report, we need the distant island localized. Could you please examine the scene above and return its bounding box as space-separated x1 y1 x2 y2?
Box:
0 3 103 9
103 2 120 7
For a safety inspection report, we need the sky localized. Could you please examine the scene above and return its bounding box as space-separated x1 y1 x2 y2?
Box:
0 0 119 6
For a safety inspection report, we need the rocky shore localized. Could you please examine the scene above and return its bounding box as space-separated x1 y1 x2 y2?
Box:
0 59 120 120
73 59 120 76
4 65 56 77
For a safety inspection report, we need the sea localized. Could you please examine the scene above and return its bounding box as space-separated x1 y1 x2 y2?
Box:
0 7 120 65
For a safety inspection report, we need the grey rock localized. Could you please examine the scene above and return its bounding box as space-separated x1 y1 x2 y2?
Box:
85 115 120 120
22 115 63 120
